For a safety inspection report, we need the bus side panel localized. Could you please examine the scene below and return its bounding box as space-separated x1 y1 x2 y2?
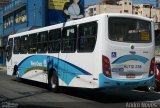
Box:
62 20 104 89
58 53 95 88
15 54 48 83
7 60 13 76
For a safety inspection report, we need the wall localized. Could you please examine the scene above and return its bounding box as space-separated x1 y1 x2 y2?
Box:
27 0 46 27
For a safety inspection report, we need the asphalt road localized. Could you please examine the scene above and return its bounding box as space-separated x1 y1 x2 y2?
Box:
0 70 160 108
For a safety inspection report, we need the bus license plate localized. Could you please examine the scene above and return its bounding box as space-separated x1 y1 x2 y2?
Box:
126 74 135 78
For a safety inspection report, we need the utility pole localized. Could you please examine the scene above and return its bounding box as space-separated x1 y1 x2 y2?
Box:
150 5 152 18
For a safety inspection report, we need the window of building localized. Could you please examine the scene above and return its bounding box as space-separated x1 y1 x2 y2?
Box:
62 26 77 52
125 2 127 5
89 8 94 16
4 15 14 29
13 37 21 54
48 29 61 53
4 19 7 28
15 8 27 24
21 10 27 23
37 31 48 53
78 22 97 52
10 16 14 26
15 13 20 24
124 10 129 13
4 7 27 29
28 33 37 53
20 35 28 54
129 2 132 5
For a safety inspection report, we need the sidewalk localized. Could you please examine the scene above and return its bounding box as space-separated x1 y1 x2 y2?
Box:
0 65 7 72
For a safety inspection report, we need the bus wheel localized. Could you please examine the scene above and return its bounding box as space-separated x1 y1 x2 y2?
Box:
48 71 59 93
13 66 21 81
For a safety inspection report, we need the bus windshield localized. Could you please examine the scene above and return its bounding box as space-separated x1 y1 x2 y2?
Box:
109 17 151 43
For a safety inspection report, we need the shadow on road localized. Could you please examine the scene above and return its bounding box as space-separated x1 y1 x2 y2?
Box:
0 90 48 103
1 79 48 103
61 87 160 103
11 79 160 103
12 78 49 89
18 105 61 108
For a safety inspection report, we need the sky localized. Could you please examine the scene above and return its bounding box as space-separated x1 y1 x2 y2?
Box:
85 0 157 6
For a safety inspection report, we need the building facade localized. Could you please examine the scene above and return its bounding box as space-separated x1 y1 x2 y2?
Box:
0 0 11 8
85 0 160 22
0 0 85 64
0 0 11 64
85 0 132 17
0 0 47 64
133 4 160 22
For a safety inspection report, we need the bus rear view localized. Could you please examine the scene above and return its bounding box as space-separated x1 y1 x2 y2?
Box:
100 14 155 89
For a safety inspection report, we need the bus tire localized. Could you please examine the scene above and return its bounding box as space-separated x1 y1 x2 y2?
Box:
13 65 18 75
13 65 21 81
48 70 59 93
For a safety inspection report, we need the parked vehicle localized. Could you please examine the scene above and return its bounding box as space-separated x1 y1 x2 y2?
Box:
155 63 160 89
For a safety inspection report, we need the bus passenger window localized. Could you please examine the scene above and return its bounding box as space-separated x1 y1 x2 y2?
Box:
20 35 28 54
28 33 37 54
13 37 21 54
62 26 77 52
48 29 61 53
37 31 48 53
78 22 97 52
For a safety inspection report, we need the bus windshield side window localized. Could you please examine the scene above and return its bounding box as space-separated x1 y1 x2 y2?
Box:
62 26 77 53
37 31 48 53
28 33 37 53
48 29 61 53
7 38 13 61
20 35 28 54
13 37 21 54
78 22 98 52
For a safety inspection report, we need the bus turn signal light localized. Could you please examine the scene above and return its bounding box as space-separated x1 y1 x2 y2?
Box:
102 55 111 78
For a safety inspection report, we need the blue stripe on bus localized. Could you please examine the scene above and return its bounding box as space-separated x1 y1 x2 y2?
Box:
112 54 149 64
18 55 92 85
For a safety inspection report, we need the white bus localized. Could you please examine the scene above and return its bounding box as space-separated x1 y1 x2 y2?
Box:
6 13 155 92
